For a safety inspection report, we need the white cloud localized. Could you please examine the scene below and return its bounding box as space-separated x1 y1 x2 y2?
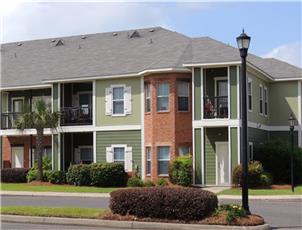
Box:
263 42 302 68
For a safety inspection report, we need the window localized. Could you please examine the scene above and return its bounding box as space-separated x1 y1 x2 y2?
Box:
248 79 252 111
248 142 253 161
178 81 189 111
12 97 24 113
157 83 169 111
259 85 263 115
32 147 52 167
112 87 124 115
113 147 125 166
146 147 151 175
79 146 93 164
179 146 190 156
264 87 268 116
145 83 151 113
157 146 170 175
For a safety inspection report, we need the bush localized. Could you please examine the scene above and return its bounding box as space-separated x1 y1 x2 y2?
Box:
1 168 29 183
66 164 91 186
156 178 168 187
168 155 193 186
110 187 218 221
27 169 50 182
215 204 246 223
127 177 144 187
259 172 273 186
90 163 128 187
32 156 52 171
47 171 66 184
233 161 272 187
254 140 302 184
143 179 155 187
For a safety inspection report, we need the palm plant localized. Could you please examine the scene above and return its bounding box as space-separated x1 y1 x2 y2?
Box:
16 99 59 181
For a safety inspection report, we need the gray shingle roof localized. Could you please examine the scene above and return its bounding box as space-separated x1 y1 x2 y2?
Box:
1 27 301 88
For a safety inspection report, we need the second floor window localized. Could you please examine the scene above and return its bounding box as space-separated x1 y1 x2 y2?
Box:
264 87 268 116
178 81 189 111
112 87 124 115
146 147 151 175
259 85 263 115
248 79 252 111
157 83 169 112
145 83 151 113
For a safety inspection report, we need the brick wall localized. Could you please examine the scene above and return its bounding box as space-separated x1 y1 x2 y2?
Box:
2 135 52 168
144 73 192 181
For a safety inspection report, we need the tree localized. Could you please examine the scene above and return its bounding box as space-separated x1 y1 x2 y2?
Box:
16 100 59 181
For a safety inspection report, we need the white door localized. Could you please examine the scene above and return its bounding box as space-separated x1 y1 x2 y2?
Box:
12 146 24 168
216 142 229 185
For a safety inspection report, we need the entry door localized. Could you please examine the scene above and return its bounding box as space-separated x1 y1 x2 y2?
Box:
12 146 24 168
216 142 229 185
79 93 92 115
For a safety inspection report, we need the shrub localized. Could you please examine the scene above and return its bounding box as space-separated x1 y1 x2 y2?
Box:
90 163 128 187
47 170 66 184
233 161 269 187
143 179 155 187
168 155 193 186
110 187 218 221
215 204 246 223
254 140 302 184
259 172 273 186
32 156 52 171
1 168 29 183
127 177 144 187
27 169 50 182
156 178 168 187
66 164 91 186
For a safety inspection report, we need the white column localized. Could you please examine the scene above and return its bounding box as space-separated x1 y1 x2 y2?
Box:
201 127 205 185
93 131 97 163
140 76 145 179
200 68 204 120
93 80 96 126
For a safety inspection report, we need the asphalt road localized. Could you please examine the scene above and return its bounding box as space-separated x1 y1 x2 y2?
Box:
1 195 302 229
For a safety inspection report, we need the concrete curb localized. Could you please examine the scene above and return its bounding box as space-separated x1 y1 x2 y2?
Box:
218 195 302 200
1 215 271 230
0 191 110 198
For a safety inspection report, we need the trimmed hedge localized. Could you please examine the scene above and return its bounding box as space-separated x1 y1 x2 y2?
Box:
66 164 91 186
1 168 29 183
27 169 50 182
127 177 144 187
110 187 218 221
47 171 66 184
168 155 193 186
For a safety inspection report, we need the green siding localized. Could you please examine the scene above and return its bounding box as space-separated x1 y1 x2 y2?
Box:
96 130 141 175
96 78 141 126
204 128 228 184
230 127 238 172
248 127 268 147
52 83 59 112
194 68 201 120
269 82 298 125
194 128 202 184
230 66 238 119
53 134 59 170
269 131 299 146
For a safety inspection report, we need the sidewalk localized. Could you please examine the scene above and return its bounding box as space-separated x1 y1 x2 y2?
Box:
1 190 301 200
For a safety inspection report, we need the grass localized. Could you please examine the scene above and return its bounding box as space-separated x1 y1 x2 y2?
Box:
0 206 106 219
218 185 302 195
0 183 120 193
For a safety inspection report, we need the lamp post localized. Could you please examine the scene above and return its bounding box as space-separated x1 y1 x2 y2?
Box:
236 29 251 214
288 114 295 192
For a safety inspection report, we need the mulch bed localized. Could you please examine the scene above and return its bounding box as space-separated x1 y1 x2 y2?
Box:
28 181 54 186
100 211 265 226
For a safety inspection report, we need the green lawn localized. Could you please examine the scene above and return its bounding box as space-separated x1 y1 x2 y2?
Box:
219 185 302 195
0 183 120 193
0 206 106 219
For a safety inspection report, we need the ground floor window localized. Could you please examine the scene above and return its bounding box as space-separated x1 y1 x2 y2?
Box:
157 146 170 175
79 146 93 164
146 147 151 175
179 146 190 156
113 146 125 166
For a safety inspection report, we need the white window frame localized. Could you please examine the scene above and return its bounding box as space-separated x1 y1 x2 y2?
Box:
111 84 126 116
157 82 170 112
145 83 151 113
248 142 253 161
112 144 127 165
78 145 93 163
177 81 190 112
264 86 268 117
248 78 252 112
157 146 170 176
11 97 25 113
259 84 263 115
146 146 151 176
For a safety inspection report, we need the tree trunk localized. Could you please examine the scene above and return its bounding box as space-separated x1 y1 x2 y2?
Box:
36 127 44 181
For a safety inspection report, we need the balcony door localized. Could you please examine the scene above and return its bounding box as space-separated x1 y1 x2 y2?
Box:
215 78 228 118
11 97 24 127
78 92 92 116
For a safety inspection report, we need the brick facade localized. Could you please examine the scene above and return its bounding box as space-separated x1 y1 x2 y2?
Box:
2 135 52 168
144 73 192 181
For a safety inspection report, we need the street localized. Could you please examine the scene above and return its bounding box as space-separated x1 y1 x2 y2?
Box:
1 195 302 229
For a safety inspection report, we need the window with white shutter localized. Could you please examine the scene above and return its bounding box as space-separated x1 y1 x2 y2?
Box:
108 145 133 172
105 85 132 116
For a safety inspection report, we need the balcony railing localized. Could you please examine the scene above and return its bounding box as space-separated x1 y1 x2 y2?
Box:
61 106 92 126
204 96 228 119
1 112 22 129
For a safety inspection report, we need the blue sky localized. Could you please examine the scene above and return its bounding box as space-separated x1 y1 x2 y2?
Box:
0 1 301 67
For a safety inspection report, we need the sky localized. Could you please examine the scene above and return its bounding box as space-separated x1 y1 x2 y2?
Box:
0 1 301 67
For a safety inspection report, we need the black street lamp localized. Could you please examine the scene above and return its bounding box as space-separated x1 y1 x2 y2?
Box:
236 29 251 214
288 114 295 192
